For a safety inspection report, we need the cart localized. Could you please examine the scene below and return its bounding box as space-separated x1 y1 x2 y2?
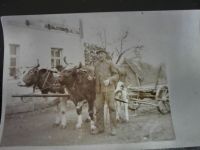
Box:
114 65 170 114
127 84 170 114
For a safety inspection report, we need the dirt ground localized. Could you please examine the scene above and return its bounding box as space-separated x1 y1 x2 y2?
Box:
0 101 175 146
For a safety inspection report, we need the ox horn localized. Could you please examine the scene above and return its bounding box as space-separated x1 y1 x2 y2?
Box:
63 56 73 67
74 62 82 73
35 59 40 68
77 62 82 69
35 64 40 68
63 56 68 65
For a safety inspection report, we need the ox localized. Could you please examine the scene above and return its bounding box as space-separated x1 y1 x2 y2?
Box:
58 63 129 131
20 64 71 129
58 63 96 132
22 64 65 94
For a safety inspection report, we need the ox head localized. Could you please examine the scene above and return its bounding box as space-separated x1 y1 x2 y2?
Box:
58 63 82 86
58 63 95 86
21 64 40 87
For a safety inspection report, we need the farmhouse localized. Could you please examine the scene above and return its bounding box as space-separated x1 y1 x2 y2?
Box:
2 16 87 113
3 16 84 80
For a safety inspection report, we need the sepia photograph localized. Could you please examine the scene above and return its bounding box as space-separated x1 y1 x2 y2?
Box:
0 12 175 146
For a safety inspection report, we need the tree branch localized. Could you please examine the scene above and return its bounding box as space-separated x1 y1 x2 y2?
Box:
115 46 135 64
115 45 143 64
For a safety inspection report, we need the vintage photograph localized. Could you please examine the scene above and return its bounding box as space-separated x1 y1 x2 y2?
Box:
0 12 175 146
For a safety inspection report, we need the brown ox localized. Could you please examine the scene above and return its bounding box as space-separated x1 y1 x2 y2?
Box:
20 64 72 128
58 63 96 132
22 64 65 94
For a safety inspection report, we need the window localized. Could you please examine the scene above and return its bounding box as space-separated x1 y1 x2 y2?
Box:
51 48 62 68
9 44 20 79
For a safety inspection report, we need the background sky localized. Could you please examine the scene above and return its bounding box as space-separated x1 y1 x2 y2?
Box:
77 11 194 67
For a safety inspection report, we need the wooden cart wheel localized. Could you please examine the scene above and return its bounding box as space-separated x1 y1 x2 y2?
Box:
128 99 141 111
156 85 170 114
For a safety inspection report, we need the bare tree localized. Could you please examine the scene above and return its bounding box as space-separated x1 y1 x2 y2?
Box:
95 28 144 65
115 45 143 64
114 29 144 64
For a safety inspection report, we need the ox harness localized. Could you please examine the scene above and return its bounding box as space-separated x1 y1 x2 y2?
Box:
33 69 61 93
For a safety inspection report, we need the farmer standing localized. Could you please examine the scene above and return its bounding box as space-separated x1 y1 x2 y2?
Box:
92 49 119 136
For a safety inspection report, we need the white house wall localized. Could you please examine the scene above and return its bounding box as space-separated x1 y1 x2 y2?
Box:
3 24 84 73
2 23 84 106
